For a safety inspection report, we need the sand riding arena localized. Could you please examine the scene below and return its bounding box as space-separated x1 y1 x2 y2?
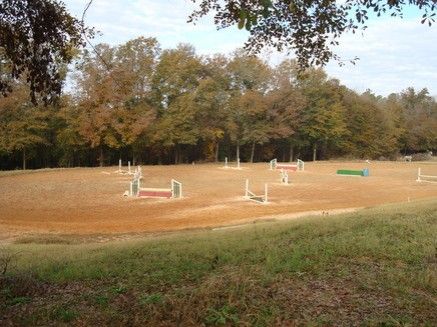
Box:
0 161 436 241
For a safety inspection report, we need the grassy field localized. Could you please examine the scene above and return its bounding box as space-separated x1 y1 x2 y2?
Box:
1 200 436 326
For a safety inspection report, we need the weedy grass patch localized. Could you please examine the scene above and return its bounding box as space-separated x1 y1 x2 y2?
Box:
1 200 436 325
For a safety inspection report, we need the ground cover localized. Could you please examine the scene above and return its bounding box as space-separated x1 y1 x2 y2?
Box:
1 200 436 325
0 161 436 241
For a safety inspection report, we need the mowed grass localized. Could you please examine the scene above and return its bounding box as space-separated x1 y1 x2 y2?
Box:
1 201 436 326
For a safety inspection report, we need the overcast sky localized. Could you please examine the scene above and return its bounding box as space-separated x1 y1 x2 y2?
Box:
64 0 437 97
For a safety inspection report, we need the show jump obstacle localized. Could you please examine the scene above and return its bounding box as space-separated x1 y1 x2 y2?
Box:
224 157 241 169
280 169 290 185
244 179 268 204
116 159 136 175
128 176 182 198
270 158 304 171
336 168 369 177
416 168 437 183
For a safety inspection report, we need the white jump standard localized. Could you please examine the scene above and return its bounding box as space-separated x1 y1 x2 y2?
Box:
280 169 290 185
244 179 268 204
416 168 437 183
270 158 304 171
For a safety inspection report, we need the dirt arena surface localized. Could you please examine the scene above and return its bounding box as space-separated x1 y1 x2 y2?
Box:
0 161 436 241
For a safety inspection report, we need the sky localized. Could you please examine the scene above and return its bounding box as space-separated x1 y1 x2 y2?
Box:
64 0 437 97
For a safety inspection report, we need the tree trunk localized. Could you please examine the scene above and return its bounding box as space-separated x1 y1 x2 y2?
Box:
22 148 26 170
289 144 294 162
99 146 104 167
174 144 180 164
236 141 240 162
250 142 255 163
215 141 219 162
312 144 317 162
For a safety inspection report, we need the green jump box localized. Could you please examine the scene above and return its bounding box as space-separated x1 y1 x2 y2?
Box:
337 168 369 177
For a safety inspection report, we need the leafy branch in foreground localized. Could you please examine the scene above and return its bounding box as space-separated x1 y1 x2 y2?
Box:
0 0 88 104
189 0 436 68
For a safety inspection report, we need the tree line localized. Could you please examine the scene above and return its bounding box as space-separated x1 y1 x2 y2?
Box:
0 36 436 170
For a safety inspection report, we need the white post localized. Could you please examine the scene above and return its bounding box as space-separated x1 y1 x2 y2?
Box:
264 183 268 203
297 159 305 171
417 168 421 182
225 157 228 168
270 158 277 170
129 181 133 196
245 179 249 197
128 161 131 174
281 169 289 184
237 158 240 169
119 159 122 172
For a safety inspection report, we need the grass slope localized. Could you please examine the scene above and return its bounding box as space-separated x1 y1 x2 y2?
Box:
1 200 436 326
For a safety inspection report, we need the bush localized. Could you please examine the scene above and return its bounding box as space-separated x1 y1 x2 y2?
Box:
412 152 432 161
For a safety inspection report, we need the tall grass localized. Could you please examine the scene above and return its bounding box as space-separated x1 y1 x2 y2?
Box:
1 200 436 326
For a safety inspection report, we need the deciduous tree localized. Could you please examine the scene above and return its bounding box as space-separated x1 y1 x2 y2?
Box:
0 0 86 103
189 0 436 68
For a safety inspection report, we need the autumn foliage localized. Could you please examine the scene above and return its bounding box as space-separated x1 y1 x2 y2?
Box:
0 37 436 169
